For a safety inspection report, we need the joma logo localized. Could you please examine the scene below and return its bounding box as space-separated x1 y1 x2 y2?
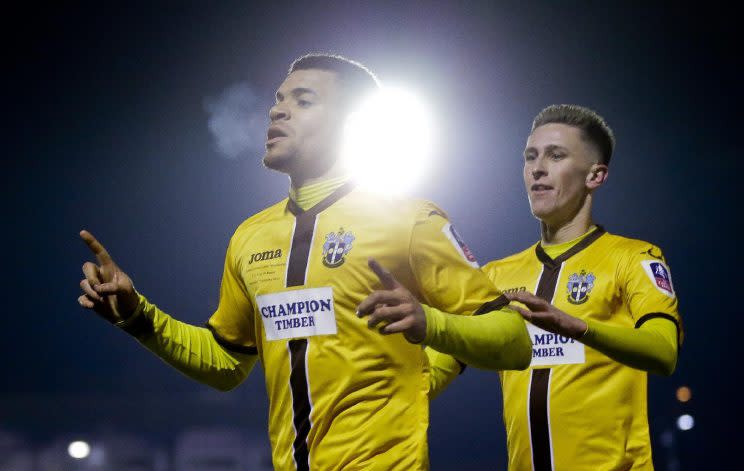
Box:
249 249 282 264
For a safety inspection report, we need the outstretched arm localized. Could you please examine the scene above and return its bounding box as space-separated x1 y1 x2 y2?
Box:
78 230 256 390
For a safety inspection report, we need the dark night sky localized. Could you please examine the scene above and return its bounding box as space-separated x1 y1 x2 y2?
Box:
3 1 738 469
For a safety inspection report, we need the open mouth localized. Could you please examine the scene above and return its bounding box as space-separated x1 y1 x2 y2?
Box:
266 127 288 144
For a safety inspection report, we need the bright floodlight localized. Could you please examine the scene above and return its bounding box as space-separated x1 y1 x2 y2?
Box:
341 86 434 194
676 414 694 431
68 440 90 459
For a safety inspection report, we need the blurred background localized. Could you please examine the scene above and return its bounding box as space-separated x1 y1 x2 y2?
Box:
3 1 737 469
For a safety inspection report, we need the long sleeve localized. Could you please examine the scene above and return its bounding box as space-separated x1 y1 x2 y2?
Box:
581 316 678 375
425 346 463 399
119 294 258 391
409 206 531 390
423 304 532 372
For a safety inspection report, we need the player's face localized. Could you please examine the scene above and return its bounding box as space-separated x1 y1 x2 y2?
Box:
523 123 599 225
263 69 344 179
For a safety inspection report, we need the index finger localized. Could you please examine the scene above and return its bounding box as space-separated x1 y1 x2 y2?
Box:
80 229 114 265
368 258 399 290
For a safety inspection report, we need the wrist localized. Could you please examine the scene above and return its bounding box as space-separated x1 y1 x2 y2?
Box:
115 292 145 328
421 304 444 345
561 315 588 339
405 305 427 344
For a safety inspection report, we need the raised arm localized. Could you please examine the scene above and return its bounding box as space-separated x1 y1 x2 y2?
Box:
77 230 256 390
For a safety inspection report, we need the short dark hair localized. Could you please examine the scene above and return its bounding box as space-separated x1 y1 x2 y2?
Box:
289 53 380 110
531 104 615 165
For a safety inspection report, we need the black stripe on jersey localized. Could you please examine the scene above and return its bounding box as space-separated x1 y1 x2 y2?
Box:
635 312 682 346
473 294 510 315
286 182 355 287
283 181 355 471
535 265 562 301
528 224 606 471
529 368 553 471
286 214 317 287
204 323 258 355
528 263 561 471
119 312 154 337
288 339 311 471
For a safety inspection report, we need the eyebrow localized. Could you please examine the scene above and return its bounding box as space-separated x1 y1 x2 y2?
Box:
524 144 569 156
544 144 568 154
276 87 319 101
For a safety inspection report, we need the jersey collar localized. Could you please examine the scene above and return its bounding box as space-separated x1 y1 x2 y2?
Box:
535 225 606 268
286 181 356 218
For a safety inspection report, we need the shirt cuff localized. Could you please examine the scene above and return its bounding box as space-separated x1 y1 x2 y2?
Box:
423 304 446 345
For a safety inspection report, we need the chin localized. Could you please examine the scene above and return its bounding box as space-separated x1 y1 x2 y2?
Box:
263 151 292 172
530 205 554 221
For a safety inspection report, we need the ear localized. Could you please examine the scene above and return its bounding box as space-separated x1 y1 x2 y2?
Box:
586 163 608 190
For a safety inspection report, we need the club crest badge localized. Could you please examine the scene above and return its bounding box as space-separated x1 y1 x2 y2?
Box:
566 270 596 305
322 228 355 268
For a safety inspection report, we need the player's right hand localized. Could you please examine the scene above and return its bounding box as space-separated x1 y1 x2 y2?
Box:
356 258 427 344
78 230 140 324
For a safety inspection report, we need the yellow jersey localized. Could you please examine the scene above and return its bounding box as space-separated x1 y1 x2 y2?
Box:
482 227 682 471
209 183 504 470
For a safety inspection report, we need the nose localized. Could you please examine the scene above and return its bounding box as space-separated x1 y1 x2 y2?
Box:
529 158 547 181
269 102 288 122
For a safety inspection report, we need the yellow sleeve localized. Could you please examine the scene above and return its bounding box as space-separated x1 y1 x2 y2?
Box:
205 233 258 352
424 346 463 400
423 304 531 371
410 206 500 313
576 243 683 376
409 206 530 384
581 317 678 375
118 294 257 391
623 244 683 344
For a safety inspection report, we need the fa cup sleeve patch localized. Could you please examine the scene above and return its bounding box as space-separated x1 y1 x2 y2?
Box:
441 223 479 268
641 260 675 298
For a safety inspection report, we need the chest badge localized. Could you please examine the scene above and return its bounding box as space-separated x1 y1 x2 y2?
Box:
322 228 355 268
566 270 596 305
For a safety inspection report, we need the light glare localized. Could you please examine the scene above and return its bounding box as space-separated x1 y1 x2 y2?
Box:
676 414 694 431
68 440 90 459
342 86 434 194
676 386 691 402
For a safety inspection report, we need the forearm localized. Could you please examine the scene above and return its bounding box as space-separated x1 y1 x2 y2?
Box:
424 347 462 400
423 305 532 371
581 317 678 375
118 294 257 391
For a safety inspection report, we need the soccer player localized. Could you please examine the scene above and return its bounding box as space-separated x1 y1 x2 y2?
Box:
481 104 683 470
77 53 531 471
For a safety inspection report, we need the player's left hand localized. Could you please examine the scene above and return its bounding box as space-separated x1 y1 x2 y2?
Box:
505 291 587 339
356 258 427 344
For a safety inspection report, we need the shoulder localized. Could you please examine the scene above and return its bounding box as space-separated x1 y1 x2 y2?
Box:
231 198 290 241
344 189 450 222
482 243 538 274
599 231 667 260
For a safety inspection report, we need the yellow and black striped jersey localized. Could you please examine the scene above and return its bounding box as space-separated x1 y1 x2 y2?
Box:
209 183 504 471
482 227 682 471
